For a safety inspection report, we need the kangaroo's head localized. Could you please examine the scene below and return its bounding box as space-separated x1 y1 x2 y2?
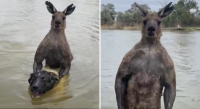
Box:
45 1 76 30
135 2 174 42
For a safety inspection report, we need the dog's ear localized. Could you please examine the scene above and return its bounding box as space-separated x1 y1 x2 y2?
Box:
28 74 33 84
51 76 58 81
28 79 31 84
49 73 59 81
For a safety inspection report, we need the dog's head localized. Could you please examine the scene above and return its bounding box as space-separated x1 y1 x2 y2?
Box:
28 71 58 98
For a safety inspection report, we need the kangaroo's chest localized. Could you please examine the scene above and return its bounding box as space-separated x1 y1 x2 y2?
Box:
130 48 167 76
43 38 66 60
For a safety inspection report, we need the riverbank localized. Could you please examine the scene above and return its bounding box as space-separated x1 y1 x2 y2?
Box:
101 25 200 31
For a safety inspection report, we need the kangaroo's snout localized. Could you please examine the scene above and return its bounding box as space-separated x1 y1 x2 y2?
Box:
55 20 61 28
148 26 155 32
147 26 155 36
55 21 61 25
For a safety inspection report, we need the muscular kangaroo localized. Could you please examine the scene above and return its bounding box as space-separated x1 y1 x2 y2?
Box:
33 1 75 78
115 2 176 109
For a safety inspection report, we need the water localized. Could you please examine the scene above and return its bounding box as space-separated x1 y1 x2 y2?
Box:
101 30 200 109
0 0 99 108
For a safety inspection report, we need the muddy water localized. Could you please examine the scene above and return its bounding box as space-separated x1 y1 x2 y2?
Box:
0 0 99 108
101 30 200 109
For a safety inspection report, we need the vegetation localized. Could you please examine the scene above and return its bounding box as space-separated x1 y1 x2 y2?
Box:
101 4 116 25
163 0 199 27
101 0 200 29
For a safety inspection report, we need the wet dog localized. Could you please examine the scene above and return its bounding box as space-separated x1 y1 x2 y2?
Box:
28 74 71 105
28 67 59 98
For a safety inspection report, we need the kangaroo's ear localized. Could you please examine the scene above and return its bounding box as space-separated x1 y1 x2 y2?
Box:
45 1 57 14
63 4 76 16
135 2 148 17
158 2 174 18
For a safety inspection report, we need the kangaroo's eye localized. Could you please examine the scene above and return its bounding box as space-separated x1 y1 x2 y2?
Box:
158 21 161 25
143 20 147 25
63 17 66 20
52 16 55 19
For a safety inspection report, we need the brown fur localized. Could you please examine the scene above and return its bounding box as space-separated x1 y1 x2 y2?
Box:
141 14 162 40
35 28 73 68
115 2 176 109
125 72 161 109
33 1 75 79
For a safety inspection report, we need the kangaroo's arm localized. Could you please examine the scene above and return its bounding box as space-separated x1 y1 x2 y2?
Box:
33 38 48 73
58 43 73 78
163 58 176 109
115 52 132 109
58 59 71 78
33 52 45 73
115 70 128 109
33 42 45 73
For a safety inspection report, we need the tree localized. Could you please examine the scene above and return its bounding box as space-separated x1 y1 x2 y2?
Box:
162 0 198 27
101 0 200 27
126 3 151 13
101 3 116 25
121 3 150 26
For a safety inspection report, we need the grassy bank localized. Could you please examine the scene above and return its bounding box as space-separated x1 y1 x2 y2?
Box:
101 25 200 31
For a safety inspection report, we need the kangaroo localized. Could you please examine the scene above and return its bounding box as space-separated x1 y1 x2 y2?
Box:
115 2 176 109
30 1 75 98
